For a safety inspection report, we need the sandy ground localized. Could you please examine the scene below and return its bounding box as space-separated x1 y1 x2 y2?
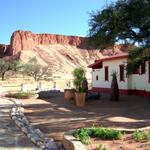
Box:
86 134 150 150
21 93 150 140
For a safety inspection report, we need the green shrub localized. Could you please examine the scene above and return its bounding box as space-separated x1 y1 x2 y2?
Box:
132 130 150 141
73 128 90 145
96 144 107 150
64 88 76 92
73 127 122 145
91 127 122 140
6 91 35 98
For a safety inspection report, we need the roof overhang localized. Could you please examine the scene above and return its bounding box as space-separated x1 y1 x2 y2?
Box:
88 60 103 69
88 54 128 69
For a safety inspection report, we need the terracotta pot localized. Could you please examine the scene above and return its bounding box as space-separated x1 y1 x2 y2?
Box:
64 90 75 101
75 92 86 107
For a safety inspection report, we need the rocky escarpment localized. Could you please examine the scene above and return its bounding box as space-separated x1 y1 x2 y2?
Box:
0 44 11 57
0 44 20 61
10 30 88 55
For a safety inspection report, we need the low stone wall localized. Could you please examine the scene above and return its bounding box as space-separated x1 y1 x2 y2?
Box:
8 98 63 150
63 130 86 150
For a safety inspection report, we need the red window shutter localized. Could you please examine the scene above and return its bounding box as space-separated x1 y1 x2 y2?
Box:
104 66 109 81
120 65 125 81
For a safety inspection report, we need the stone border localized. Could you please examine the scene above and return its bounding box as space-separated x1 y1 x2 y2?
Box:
8 97 62 150
63 126 150 150
63 130 86 150
112 126 150 133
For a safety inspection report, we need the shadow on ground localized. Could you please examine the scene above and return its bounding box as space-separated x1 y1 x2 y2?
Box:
22 92 150 141
0 99 38 149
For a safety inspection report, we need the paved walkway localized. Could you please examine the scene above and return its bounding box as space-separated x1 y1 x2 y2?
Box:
0 98 38 150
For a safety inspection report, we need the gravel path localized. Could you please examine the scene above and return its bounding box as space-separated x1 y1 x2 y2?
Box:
0 98 38 150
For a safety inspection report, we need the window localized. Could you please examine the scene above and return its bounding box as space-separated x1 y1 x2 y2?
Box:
120 65 125 81
96 75 98 81
132 63 145 75
141 63 146 74
104 66 109 81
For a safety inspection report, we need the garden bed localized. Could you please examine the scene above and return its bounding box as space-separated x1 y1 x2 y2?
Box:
65 127 150 150
85 133 150 150
5 91 38 99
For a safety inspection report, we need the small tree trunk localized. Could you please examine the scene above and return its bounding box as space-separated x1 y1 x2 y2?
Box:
110 72 119 101
33 75 37 81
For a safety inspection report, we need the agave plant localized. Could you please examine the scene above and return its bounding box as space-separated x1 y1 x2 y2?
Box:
110 72 119 101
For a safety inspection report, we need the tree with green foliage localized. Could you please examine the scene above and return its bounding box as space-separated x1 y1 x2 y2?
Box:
0 59 10 80
89 0 150 74
0 59 20 80
9 60 21 72
22 57 51 81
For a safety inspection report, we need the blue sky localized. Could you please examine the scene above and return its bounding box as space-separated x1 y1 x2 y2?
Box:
0 0 116 44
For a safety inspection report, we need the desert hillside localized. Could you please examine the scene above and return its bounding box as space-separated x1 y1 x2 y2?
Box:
19 44 103 80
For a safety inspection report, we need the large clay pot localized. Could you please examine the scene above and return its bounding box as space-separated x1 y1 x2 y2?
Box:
64 90 75 101
75 92 86 107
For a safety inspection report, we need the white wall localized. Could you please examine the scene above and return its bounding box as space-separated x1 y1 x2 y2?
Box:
92 59 150 92
92 58 128 90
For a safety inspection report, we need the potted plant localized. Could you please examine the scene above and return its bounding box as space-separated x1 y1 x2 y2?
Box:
110 72 119 101
64 88 75 101
73 68 86 107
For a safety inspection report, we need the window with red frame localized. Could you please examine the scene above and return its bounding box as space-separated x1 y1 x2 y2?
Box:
141 63 146 74
104 66 109 81
96 75 98 80
133 68 139 74
120 65 125 81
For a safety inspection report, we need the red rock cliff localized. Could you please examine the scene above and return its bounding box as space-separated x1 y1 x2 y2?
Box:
10 30 88 54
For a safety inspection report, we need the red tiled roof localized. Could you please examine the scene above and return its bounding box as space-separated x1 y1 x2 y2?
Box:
88 53 128 68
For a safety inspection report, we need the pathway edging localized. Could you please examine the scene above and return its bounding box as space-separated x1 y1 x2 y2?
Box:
63 130 86 150
7 97 63 150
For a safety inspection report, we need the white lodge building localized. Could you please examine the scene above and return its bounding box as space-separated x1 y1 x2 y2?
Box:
88 54 150 97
